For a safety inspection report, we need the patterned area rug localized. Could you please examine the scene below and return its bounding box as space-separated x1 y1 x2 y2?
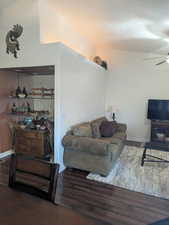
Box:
87 146 169 200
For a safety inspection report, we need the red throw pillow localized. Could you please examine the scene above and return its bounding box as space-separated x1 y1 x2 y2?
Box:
100 121 117 137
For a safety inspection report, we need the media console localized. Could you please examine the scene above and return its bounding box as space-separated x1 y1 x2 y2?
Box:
151 120 169 142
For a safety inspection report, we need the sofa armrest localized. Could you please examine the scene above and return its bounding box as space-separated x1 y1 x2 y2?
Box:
62 135 109 156
116 123 127 133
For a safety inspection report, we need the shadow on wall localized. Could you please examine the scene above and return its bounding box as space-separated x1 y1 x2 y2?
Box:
148 218 169 225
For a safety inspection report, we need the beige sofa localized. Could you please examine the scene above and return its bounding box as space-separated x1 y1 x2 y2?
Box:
62 117 127 176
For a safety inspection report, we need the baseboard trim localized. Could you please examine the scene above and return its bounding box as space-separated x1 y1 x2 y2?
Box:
0 150 13 159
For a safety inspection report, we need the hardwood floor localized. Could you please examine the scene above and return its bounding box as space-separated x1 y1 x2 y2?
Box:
0 158 9 186
55 168 169 225
1 151 169 225
0 185 100 225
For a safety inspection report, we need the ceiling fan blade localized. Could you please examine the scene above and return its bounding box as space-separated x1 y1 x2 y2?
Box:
156 60 166 65
144 56 164 60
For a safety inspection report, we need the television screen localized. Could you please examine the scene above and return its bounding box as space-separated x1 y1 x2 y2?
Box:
147 99 169 121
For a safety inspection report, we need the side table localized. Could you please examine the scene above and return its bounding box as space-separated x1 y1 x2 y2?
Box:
141 142 169 166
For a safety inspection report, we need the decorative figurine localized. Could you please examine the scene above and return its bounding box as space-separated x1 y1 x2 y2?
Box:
112 112 116 121
22 87 28 98
6 24 23 58
11 103 17 113
16 86 22 98
26 102 31 113
93 56 108 70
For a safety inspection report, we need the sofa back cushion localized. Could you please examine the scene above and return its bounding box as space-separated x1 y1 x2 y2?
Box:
91 117 107 138
100 121 117 137
72 122 92 137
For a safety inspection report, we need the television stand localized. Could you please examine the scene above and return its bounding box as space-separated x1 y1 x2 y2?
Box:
151 120 169 142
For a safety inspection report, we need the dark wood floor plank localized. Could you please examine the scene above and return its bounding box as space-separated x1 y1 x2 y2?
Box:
57 169 169 225
0 185 100 225
62 185 168 220
62 171 169 212
61 182 167 224
62 177 169 215
61 196 146 225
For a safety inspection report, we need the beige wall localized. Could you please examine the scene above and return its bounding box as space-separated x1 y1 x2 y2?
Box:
31 75 54 116
0 71 18 153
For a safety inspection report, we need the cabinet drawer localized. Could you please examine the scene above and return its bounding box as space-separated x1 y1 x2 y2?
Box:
16 130 44 139
14 129 46 157
15 129 51 157
15 141 44 157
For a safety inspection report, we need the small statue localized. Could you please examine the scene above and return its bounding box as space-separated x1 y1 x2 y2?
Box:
6 24 23 58
93 56 108 70
16 86 22 98
11 103 17 113
22 87 28 98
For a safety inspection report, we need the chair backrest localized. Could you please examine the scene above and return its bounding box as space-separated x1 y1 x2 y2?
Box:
9 153 59 203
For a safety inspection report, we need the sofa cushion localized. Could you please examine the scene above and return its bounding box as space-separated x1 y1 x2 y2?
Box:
100 121 117 137
62 135 108 156
116 123 127 132
100 137 122 145
91 117 107 138
72 123 92 137
113 132 126 140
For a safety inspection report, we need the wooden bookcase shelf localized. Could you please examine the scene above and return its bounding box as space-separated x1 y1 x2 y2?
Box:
9 97 54 100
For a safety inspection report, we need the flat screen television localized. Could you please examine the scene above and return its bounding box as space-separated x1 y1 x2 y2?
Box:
147 99 169 121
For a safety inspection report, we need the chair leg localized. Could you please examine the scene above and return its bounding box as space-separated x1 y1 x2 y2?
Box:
9 154 16 188
48 164 59 203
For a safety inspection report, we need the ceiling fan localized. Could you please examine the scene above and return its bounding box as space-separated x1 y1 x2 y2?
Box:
155 53 169 65
144 53 169 66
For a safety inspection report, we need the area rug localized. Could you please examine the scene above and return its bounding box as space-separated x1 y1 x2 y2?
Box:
87 146 169 200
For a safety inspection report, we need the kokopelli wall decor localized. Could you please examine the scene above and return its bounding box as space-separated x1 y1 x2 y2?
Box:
6 24 23 58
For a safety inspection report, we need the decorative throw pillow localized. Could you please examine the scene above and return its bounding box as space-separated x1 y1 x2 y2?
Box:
72 123 92 137
91 117 107 138
100 121 117 137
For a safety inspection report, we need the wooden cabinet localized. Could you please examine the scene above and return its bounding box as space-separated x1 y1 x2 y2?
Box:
14 128 52 158
151 120 169 142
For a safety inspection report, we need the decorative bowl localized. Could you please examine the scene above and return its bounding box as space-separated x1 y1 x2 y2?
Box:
18 93 26 98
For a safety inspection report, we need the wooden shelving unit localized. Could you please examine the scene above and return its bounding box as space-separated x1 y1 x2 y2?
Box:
9 96 54 100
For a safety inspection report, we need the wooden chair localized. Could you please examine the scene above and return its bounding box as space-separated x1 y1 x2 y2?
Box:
9 153 59 203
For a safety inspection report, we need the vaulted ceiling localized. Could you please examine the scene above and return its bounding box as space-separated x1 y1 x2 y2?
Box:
1 0 169 54
49 0 169 54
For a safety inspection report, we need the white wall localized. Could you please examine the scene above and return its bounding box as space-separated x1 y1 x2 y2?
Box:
0 0 61 68
58 44 106 169
104 50 169 142
0 0 106 171
0 0 40 59
0 71 18 154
